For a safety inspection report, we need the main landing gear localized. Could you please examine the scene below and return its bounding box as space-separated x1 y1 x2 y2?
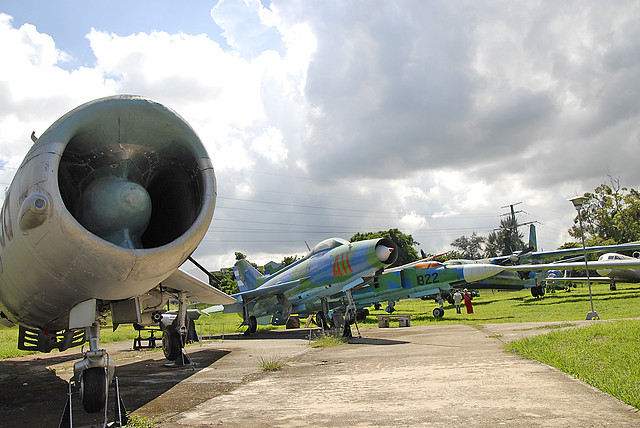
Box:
241 302 258 336
433 294 445 318
161 291 195 366
530 285 546 298
342 290 360 338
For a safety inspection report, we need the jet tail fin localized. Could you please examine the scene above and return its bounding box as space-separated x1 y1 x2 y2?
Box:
528 224 538 252
234 259 265 292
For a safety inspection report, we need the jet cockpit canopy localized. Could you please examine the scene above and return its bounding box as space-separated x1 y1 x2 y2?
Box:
310 238 349 256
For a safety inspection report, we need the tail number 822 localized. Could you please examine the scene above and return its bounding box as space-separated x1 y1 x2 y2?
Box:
416 272 439 286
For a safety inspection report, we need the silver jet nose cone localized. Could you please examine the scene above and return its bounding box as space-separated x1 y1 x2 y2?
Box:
376 245 395 262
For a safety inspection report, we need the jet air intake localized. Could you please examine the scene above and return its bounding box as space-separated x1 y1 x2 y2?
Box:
0 95 219 319
56 95 213 250
375 238 399 265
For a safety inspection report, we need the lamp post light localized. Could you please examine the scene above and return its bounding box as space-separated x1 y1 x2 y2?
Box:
568 195 599 320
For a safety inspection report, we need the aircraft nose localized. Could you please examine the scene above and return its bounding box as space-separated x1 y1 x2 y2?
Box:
461 264 505 283
376 245 395 262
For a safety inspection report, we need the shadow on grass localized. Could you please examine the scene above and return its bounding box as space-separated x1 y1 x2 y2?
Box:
514 290 640 306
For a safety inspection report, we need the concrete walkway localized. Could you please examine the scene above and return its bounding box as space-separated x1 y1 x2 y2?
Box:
2 321 638 427
149 321 640 427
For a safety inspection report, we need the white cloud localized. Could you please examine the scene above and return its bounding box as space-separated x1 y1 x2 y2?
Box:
1 1 640 265
251 126 287 163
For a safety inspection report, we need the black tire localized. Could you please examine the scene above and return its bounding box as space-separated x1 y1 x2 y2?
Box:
81 367 107 413
162 325 181 361
610 282 617 291
342 322 352 338
249 315 258 333
433 307 444 318
531 287 539 298
356 308 369 322
316 311 329 330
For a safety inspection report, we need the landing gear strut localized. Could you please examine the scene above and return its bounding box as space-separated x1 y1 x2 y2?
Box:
316 298 331 330
161 291 193 366
73 324 114 414
433 294 445 318
342 290 360 338
315 311 330 330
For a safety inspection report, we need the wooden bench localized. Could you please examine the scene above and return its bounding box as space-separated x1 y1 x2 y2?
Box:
377 314 411 328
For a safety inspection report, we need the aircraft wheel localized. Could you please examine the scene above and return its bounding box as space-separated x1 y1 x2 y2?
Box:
249 315 258 333
531 287 539 298
356 308 369 322
342 322 352 338
610 282 617 291
80 367 107 413
162 325 181 361
316 311 330 330
433 307 444 318
539 285 546 296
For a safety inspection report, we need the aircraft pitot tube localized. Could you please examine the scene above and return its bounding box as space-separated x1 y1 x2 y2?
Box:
0 95 216 331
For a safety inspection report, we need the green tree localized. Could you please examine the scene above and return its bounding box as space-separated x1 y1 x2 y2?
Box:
484 230 502 258
209 268 238 295
568 177 640 245
496 216 525 255
350 229 419 267
450 232 485 259
280 255 299 267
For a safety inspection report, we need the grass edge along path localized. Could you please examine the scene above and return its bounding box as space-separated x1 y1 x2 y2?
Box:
505 319 640 410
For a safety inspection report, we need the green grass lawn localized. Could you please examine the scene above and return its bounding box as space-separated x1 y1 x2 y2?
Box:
505 319 640 409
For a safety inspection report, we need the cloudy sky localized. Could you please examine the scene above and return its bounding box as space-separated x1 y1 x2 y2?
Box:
1 0 639 268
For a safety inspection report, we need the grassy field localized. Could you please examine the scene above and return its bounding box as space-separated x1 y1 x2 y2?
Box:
505 319 640 409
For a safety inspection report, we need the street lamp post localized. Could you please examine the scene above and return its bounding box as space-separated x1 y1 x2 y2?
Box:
568 196 599 320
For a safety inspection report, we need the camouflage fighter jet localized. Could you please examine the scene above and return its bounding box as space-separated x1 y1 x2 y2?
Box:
205 237 398 336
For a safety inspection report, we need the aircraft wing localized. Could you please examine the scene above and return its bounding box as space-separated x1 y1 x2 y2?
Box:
161 269 237 305
234 278 307 301
498 242 640 264
543 276 612 282
338 276 372 293
502 259 640 272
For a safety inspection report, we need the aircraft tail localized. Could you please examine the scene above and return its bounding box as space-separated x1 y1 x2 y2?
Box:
234 259 265 292
528 224 538 252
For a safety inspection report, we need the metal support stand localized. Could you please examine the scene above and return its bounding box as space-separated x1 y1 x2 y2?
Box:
58 382 73 428
114 377 128 427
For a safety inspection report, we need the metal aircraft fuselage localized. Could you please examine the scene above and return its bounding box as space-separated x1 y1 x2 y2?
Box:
0 95 216 332
594 253 640 282
223 237 398 324
350 261 505 306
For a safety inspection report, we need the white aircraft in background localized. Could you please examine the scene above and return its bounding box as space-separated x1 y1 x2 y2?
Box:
0 96 235 416
545 252 640 290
